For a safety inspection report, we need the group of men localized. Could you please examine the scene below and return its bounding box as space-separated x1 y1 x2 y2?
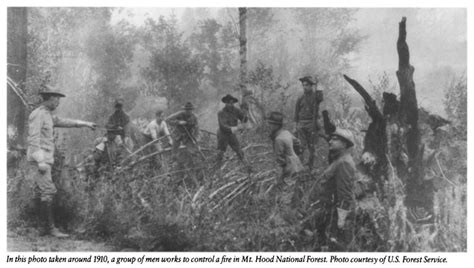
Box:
264 76 358 249
26 75 358 248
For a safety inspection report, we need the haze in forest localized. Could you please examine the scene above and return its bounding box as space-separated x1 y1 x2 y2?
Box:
112 7 466 116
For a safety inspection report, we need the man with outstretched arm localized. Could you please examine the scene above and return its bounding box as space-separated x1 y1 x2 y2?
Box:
27 86 96 237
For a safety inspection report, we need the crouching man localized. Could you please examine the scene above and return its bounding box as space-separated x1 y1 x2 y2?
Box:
27 87 96 237
266 111 307 224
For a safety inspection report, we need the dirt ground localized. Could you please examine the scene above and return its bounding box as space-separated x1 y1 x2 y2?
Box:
7 227 113 252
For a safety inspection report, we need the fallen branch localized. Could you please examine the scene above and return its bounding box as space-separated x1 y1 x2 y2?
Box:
120 135 169 165
200 128 217 136
435 154 456 187
149 166 207 181
122 148 173 169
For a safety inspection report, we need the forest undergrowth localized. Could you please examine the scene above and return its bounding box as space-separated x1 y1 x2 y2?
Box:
7 117 466 252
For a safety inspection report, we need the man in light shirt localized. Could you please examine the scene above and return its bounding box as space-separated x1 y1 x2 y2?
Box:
27 86 96 237
143 109 173 169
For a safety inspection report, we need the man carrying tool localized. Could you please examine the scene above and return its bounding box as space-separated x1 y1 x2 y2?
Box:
216 94 250 168
308 128 357 250
142 109 173 170
94 98 132 167
27 86 96 237
294 76 324 170
167 102 200 155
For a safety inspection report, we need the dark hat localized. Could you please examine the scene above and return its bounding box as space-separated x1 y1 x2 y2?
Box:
266 111 284 125
221 94 239 104
299 76 318 85
115 97 125 107
39 85 66 98
183 102 194 110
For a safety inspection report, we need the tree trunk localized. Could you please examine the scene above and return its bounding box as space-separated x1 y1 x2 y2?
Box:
343 75 388 197
238 7 248 95
7 7 28 147
395 17 430 212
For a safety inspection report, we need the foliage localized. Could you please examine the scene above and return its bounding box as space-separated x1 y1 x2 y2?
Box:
140 16 203 109
444 74 467 138
369 72 397 108
188 19 239 98
248 61 291 116
7 7 466 253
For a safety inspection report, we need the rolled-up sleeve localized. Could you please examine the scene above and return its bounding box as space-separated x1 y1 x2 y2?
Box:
162 122 171 137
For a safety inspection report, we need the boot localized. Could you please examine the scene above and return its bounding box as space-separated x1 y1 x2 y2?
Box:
41 200 69 238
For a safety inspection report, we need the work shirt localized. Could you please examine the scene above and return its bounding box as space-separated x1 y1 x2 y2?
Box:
106 109 130 138
294 90 324 122
27 105 81 164
144 119 171 140
218 106 247 135
272 129 304 176
319 150 356 208
167 110 199 141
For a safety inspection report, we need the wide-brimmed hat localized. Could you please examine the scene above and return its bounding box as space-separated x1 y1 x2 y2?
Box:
39 85 66 98
266 111 284 125
299 76 318 85
331 128 355 148
183 102 194 110
221 94 239 104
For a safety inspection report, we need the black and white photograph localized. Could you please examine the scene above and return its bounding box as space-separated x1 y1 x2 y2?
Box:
5 2 468 257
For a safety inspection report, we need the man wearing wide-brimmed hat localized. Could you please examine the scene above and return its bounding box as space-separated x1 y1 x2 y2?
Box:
266 111 305 224
266 111 304 183
216 94 249 167
307 128 357 250
27 85 96 238
294 75 324 170
167 102 199 151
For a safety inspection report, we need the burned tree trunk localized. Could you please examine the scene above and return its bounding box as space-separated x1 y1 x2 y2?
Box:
343 75 388 197
395 17 431 214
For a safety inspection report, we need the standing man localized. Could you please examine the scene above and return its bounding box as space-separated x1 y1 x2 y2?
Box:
104 97 131 165
143 109 173 170
27 86 96 237
216 94 248 165
294 76 324 170
143 109 173 151
310 128 356 250
167 102 199 152
106 97 130 141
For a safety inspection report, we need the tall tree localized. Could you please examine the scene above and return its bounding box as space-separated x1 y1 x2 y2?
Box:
238 7 248 97
7 7 28 146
